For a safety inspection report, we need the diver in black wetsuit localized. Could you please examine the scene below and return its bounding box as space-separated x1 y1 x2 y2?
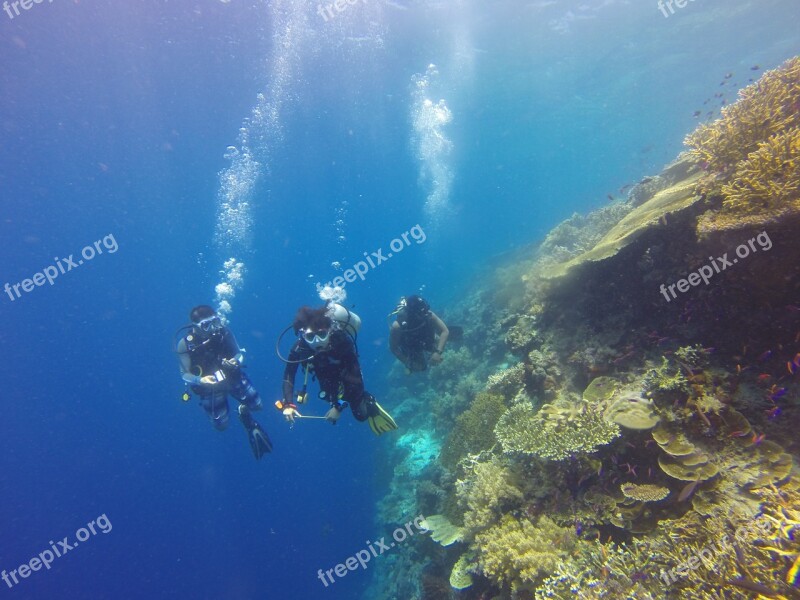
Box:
278 303 398 436
389 295 450 373
176 305 272 459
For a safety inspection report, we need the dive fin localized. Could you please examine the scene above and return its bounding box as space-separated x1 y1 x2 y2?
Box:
367 401 398 436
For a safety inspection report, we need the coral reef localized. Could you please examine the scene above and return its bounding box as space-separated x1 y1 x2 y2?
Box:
368 54 800 600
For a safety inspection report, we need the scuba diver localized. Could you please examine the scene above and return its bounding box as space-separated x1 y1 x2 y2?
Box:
389 295 450 373
276 302 398 436
175 305 273 459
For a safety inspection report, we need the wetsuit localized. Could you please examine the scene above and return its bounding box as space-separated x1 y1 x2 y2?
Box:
177 327 261 430
394 309 437 372
282 330 375 420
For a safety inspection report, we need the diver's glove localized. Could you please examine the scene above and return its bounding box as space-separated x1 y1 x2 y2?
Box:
325 402 346 425
274 400 301 424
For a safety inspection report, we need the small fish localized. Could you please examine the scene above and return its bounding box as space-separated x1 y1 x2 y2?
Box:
766 406 782 419
693 111 702 118
751 65 760 70
793 352 800 366
789 361 796 375
758 350 773 361
770 386 788 400
752 432 766 446
607 194 614 202
724 73 733 79
678 480 699 502
758 373 772 383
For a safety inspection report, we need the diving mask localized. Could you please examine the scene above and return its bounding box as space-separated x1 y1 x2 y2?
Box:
302 328 331 349
196 315 223 333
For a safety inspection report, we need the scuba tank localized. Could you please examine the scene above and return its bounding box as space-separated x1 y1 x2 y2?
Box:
329 303 361 338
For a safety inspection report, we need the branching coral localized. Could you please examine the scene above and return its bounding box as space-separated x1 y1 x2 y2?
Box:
495 400 620 460
685 56 800 235
698 126 800 233
685 56 800 174
473 514 576 594
455 457 524 533
642 357 690 399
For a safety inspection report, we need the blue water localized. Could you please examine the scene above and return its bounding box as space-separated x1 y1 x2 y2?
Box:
1 1 798 598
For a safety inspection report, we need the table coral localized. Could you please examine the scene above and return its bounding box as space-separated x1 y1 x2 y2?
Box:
495 400 620 460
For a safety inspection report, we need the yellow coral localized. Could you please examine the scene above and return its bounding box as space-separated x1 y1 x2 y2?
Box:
685 56 800 174
495 401 620 460
684 56 800 235
419 514 466 546
697 126 800 233
449 554 474 590
620 483 670 502
473 514 576 593
456 457 523 533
